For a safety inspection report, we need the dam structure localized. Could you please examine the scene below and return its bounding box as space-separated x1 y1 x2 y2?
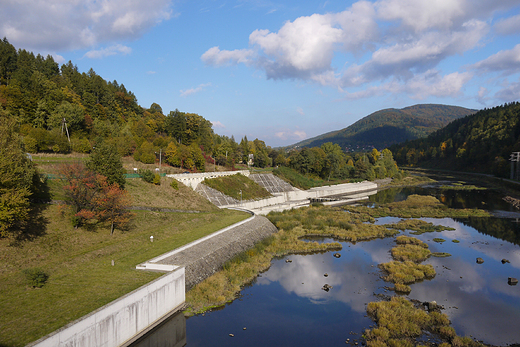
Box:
196 172 379 214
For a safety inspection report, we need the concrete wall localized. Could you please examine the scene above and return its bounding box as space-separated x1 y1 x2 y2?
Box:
28 267 185 347
167 170 249 189
222 181 378 211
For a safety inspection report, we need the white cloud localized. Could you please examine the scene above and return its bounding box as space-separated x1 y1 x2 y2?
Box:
495 79 520 102
211 121 225 129
296 107 304 115
471 44 520 74
180 83 212 97
375 0 467 32
0 0 173 52
84 44 132 59
201 46 255 66
275 129 307 141
201 0 516 101
494 14 520 35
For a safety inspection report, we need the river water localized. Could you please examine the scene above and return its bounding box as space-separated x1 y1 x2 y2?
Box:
133 184 520 347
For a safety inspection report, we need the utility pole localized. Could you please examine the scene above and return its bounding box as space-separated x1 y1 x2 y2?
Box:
61 118 70 143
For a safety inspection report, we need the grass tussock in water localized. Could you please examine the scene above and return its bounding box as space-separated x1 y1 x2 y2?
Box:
365 297 484 347
385 219 455 235
379 261 435 285
391 243 431 263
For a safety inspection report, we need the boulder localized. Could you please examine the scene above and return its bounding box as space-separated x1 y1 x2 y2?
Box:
502 259 510 264
508 277 518 285
476 257 484 264
333 253 341 258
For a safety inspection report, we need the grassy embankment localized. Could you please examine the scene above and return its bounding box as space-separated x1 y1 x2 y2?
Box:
0 154 250 347
186 194 489 346
202 173 272 200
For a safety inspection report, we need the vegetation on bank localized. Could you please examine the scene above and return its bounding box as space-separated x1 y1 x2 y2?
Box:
202 174 272 201
390 101 520 178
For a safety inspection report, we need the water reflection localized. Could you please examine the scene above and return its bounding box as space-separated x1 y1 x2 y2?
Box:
131 312 186 347
135 186 520 346
383 217 520 345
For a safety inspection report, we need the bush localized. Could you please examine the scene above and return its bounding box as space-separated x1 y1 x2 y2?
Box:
153 173 161 185
23 268 49 288
170 179 179 190
138 169 154 184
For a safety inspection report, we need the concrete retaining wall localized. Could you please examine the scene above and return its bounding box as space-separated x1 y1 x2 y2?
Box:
167 170 249 189
28 267 185 347
222 181 378 211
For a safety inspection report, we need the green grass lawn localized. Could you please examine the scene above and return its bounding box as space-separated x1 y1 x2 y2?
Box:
0 157 249 347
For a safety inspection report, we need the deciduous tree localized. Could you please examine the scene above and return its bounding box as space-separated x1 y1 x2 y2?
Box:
0 112 38 237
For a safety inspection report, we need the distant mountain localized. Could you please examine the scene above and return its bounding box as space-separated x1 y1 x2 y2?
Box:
389 102 520 177
290 104 477 150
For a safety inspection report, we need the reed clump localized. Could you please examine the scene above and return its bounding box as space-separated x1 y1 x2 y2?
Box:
391 244 431 262
364 297 484 347
385 219 455 235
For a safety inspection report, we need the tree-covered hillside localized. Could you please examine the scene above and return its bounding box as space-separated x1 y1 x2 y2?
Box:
291 104 476 150
389 102 520 177
0 38 277 171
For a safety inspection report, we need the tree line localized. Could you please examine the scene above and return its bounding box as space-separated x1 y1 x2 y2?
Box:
389 102 520 177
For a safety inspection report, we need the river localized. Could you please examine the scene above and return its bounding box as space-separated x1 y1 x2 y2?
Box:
133 183 520 346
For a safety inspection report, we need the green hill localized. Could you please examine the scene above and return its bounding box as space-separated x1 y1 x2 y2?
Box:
290 104 476 150
389 102 520 177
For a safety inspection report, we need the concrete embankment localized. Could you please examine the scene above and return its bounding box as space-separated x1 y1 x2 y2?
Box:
137 212 278 290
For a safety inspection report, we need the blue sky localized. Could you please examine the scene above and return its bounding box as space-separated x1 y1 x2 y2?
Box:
2 0 520 147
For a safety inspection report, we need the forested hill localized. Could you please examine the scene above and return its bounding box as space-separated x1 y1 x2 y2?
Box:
0 38 274 170
389 102 520 177
290 104 476 150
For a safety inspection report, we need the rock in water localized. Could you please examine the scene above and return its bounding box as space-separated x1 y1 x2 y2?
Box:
476 257 484 264
508 277 518 285
322 284 333 291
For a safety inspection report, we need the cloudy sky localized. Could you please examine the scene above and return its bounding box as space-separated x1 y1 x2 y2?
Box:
2 0 520 147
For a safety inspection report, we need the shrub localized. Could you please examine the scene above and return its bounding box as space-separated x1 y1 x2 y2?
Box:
138 169 154 184
170 179 179 190
23 268 49 288
152 173 161 185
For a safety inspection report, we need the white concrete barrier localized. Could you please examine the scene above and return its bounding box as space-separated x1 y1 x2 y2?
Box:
28 267 185 347
222 181 378 211
166 170 249 189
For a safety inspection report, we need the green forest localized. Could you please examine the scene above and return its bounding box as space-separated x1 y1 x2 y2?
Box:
0 38 402 180
390 102 520 177
291 104 475 150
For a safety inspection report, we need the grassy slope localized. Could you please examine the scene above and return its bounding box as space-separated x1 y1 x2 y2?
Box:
0 156 249 347
202 174 272 200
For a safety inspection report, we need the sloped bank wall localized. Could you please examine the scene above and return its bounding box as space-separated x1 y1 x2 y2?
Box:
183 215 278 290
27 267 185 347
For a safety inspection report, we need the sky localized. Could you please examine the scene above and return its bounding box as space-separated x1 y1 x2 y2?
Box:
2 0 520 147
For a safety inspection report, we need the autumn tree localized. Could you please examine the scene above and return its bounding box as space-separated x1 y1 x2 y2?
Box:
60 163 133 233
